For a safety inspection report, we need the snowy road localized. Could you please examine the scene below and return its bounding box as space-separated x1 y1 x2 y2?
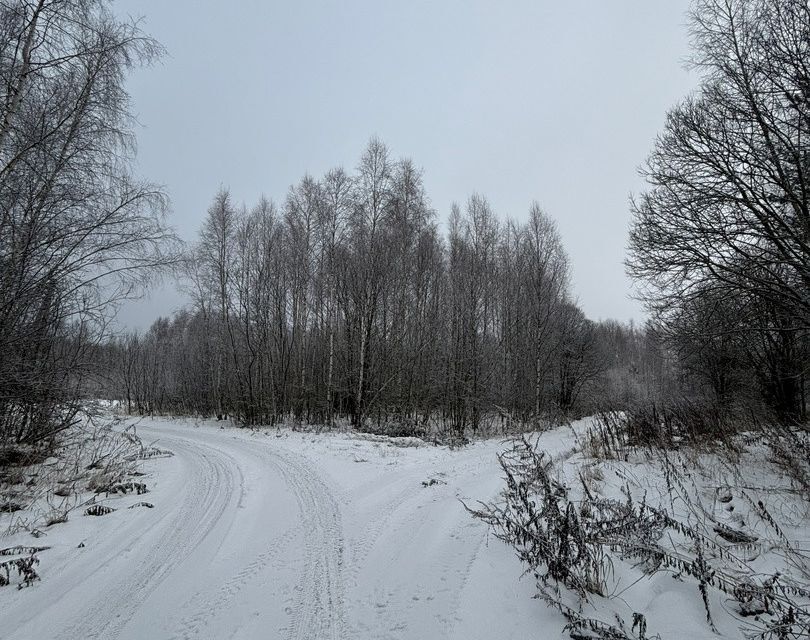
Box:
0 420 567 639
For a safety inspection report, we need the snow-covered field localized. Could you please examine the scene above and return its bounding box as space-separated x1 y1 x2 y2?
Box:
0 418 575 640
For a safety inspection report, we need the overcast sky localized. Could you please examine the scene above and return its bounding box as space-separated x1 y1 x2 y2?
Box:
118 0 696 330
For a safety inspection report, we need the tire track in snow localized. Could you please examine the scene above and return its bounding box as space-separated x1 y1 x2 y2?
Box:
58 437 236 640
60 427 346 640
343 449 500 638
168 435 347 640
268 446 346 640
171 525 299 640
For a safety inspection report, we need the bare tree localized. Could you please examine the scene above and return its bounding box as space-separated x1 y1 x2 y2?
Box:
345 138 393 427
521 203 570 423
628 0 810 422
0 0 177 444
319 168 352 424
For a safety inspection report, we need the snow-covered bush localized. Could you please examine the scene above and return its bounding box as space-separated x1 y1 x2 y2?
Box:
465 437 609 597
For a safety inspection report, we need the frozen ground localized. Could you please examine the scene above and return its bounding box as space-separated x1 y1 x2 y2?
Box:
2 418 807 639
0 418 574 640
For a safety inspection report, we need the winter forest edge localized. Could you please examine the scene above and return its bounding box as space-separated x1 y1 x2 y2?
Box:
1 1 810 639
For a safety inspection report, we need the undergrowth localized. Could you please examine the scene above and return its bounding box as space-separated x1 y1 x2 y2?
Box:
0 411 170 585
468 434 810 639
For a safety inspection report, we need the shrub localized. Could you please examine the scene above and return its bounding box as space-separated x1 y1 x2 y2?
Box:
592 399 738 454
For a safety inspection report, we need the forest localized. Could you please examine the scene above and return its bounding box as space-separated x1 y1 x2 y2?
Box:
0 0 806 447
48 120 810 442
97 153 620 433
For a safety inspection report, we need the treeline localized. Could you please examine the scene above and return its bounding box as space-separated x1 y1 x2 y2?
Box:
99 100 810 435
97 139 650 433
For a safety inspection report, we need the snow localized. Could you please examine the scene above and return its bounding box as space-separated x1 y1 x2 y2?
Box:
0 418 571 639
1 418 806 639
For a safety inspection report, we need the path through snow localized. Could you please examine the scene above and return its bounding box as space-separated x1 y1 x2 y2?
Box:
0 419 572 639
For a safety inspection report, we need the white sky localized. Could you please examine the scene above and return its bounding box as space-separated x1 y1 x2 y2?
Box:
118 0 696 330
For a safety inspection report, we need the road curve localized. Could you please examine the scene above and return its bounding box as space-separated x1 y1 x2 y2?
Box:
0 419 562 640
0 421 345 640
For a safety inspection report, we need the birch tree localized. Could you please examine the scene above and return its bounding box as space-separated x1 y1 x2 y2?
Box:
0 0 176 443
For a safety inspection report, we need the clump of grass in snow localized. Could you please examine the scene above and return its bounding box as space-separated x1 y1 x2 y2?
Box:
0 545 49 589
